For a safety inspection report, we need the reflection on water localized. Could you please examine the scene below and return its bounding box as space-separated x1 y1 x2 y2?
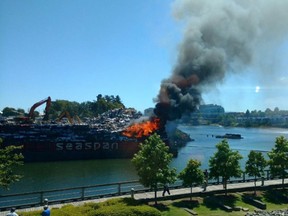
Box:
2 159 137 195
2 125 287 195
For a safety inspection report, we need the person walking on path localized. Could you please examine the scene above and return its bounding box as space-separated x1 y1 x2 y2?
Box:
203 169 209 181
203 169 209 191
203 179 208 191
42 205 51 216
6 208 18 216
162 184 170 196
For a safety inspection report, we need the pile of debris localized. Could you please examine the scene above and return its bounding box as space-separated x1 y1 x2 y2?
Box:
245 209 288 216
85 108 193 146
85 108 143 132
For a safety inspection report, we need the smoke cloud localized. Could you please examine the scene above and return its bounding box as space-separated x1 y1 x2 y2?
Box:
154 0 288 121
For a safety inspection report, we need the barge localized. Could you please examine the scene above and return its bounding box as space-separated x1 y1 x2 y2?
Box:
0 109 176 162
0 124 142 162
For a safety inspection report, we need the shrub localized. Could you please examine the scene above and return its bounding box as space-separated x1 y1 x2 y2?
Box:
19 198 160 216
88 198 160 216
89 205 161 216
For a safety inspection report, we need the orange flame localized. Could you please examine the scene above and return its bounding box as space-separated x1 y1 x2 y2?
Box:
123 118 161 138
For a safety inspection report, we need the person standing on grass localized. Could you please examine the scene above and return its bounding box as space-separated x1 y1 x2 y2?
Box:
42 205 51 216
6 208 18 216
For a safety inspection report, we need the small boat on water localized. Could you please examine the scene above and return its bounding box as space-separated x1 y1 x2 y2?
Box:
215 133 243 139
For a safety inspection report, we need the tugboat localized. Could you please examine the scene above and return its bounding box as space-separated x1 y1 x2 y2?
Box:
215 133 243 139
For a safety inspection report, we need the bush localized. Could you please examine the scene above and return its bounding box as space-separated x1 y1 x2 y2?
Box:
89 205 161 216
88 198 160 216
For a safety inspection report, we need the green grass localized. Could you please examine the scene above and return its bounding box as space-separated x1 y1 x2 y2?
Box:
18 189 288 216
19 198 161 216
157 189 288 216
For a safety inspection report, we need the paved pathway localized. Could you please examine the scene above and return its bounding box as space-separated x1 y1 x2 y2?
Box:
1 178 287 216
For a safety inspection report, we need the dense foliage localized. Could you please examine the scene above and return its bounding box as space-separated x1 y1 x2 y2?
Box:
178 159 204 200
209 139 243 195
245 150 267 194
0 138 24 190
132 133 177 205
268 136 288 186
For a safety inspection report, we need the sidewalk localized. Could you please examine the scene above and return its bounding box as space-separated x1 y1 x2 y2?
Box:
1 178 287 216
134 178 287 201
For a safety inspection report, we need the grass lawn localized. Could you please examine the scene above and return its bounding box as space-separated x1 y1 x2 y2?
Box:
18 189 288 216
155 189 288 216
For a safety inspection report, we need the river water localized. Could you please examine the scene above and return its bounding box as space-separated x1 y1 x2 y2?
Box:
2 125 288 195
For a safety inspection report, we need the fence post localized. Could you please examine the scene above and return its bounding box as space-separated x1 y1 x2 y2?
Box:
81 187 85 200
40 192 44 205
118 183 121 195
131 188 134 199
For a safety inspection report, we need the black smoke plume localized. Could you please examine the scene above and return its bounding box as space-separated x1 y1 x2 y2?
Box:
154 0 288 121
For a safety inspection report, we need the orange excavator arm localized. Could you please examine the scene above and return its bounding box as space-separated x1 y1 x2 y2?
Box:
28 96 51 120
57 111 74 124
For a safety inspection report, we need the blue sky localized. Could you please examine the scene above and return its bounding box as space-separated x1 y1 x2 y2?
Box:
1 0 288 114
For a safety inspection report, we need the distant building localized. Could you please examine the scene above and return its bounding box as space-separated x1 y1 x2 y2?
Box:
185 104 225 125
199 104 225 116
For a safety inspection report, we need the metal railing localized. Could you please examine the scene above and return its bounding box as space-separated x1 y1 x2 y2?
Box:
0 180 148 210
0 170 285 211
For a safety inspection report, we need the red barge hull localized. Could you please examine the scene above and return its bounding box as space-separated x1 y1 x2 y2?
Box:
0 124 175 162
0 124 144 162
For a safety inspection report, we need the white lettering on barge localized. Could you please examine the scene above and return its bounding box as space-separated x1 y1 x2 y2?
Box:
56 142 119 151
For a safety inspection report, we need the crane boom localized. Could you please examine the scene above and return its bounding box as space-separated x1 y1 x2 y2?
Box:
28 96 51 120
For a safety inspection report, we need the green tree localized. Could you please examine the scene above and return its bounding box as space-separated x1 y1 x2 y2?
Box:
2 107 21 117
132 133 177 205
90 94 124 116
245 109 250 117
274 107 280 113
209 139 243 195
245 150 267 195
115 95 122 104
0 139 24 190
268 136 288 187
178 159 204 201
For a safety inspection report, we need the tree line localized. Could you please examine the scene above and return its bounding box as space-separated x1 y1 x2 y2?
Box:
1 94 125 120
132 134 288 204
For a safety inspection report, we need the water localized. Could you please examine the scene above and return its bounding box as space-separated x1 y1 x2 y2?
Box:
2 125 287 195
172 125 288 171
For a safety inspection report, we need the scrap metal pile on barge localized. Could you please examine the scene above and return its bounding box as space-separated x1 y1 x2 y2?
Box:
0 107 178 162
